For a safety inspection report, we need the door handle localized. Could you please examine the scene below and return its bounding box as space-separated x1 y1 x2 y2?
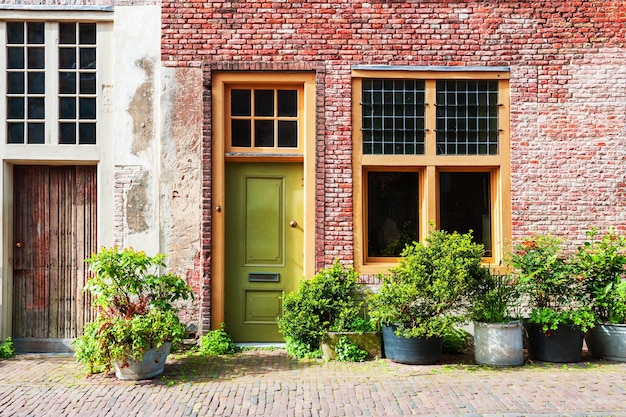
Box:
289 220 298 228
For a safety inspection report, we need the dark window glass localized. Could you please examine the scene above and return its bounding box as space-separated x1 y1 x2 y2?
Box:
59 72 77 94
59 23 76 45
80 73 96 94
231 120 251 147
27 23 44 44
79 97 96 119
439 172 492 256
278 121 297 148
79 23 96 44
28 97 45 119
7 97 24 119
28 72 45 94
278 90 297 117
7 22 24 44
27 122 45 144
8 47 24 69
59 48 77 69
80 48 96 69
8 72 25 94
79 123 96 144
367 171 419 257
254 90 274 117
27 47 45 69
8 123 25 143
59 123 76 144
60 97 76 119
231 89 251 116
255 120 274 147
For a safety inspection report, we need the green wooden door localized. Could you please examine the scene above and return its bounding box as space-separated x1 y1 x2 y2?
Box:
225 162 303 342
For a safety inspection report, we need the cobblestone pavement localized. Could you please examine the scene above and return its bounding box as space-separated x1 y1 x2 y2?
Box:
1 350 626 417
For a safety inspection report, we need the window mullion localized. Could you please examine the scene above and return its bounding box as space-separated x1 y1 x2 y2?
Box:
424 79 437 158
45 22 58 145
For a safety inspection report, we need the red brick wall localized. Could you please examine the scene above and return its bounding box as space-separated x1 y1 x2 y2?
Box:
163 1 626 258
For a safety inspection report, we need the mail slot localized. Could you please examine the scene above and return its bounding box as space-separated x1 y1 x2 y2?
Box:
248 272 280 282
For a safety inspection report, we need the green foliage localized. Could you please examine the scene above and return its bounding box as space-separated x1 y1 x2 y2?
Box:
573 228 626 324
0 337 15 359
442 328 473 354
508 234 595 332
334 336 368 362
198 324 239 355
73 247 194 374
277 261 369 358
369 229 486 338
467 271 521 323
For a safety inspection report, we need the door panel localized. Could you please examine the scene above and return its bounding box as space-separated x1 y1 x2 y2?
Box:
225 162 303 342
12 165 97 352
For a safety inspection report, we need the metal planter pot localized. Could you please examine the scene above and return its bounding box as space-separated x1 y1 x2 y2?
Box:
585 323 626 362
382 324 442 365
473 320 524 367
524 322 584 363
113 342 172 380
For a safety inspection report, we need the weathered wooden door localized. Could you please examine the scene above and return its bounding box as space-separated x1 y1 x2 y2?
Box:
225 162 303 342
12 165 97 352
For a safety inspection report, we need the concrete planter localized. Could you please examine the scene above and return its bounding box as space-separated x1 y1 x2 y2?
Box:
113 342 172 380
585 323 626 362
473 320 524 367
321 331 381 360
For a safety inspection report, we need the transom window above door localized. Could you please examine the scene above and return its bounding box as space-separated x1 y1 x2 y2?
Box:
2 20 100 145
226 86 303 156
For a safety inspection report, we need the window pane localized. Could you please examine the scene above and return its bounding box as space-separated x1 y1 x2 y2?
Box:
231 89 251 116
79 97 96 119
7 22 24 44
27 23 44 44
439 172 492 256
59 48 77 69
362 79 426 155
60 97 76 119
278 121 297 148
231 120 251 147
59 23 76 45
27 123 44 144
255 120 274 147
8 47 24 69
278 90 297 117
79 23 96 45
254 90 274 117
28 72 45 94
80 48 96 69
8 123 25 144
80 73 96 94
367 171 419 257
27 47 45 69
7 97 24 119
59 122 76 144
79 123 96 144
59 72 77 94
28 97 45 119
8 72 25 94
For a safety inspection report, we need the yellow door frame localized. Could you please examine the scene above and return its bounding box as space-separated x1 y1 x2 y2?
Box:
211 71 317 329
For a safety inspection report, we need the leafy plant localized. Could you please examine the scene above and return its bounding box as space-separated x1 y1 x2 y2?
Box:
198 323 239 355
73 247 193 374
369 228 486 338
573 228 626 324
442 327 473 354
467 271 521 323
0 337 15 359
334 336 368 362
277 261 369 358
508 234 595 332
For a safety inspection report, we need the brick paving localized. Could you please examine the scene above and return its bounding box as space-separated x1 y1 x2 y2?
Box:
1 350 626 417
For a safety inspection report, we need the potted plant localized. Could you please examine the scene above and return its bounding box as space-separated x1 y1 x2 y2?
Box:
368 229 485 365
509 234 595 363
466 270 524 366
72 247 193 379
573 228 626 362
277 261 380 360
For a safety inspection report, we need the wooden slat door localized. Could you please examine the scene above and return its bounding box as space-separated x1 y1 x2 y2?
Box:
12 165 97 352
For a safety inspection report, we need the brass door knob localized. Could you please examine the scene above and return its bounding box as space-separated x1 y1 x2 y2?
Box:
289 220 297 228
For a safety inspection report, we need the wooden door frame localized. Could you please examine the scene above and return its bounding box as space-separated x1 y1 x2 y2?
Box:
210 71 317 329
